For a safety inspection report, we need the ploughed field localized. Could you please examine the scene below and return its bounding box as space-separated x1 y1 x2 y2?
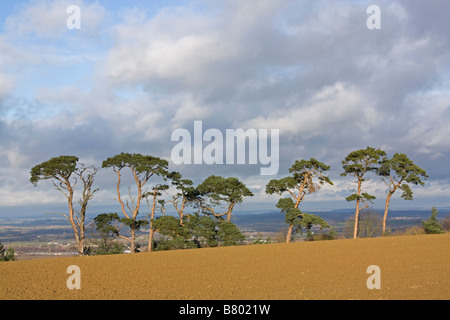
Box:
1 233 449 300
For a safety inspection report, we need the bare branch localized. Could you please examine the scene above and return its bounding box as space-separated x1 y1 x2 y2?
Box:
45 212 69 220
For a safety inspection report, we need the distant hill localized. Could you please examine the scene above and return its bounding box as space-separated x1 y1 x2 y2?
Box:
232 208 449 233
1 208 448 242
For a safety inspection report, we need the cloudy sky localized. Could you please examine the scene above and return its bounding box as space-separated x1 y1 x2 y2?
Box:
1 0 449 217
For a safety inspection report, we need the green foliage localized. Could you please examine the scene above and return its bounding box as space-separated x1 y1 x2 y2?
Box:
341 147 386 179
378 153 428 200
30 155 79 185
167 171 202 218
275 197 331 239
153 215 192 239
197 175 253 221
266 158 333 196
30 156 99 255
151 213 245 251
142 184 170 201
266 176 298 195
102 152 169 178
317 227 337 241
216 221 245 246
341 147 386 238
289 158 333 186
92 240 124 255
154 237 197 251
345 192 376 204
266 158 332 241
276 197 302 228
301 212 330 240
169 171 198 199
422 207 444 234
25 149 435 254
91 212 148 254
190 213 220 247
309 227 337 241
0 242 15 261
102 152 169 252
93 213 121 237
152 215 202 251
197 175 254 205
120 218 149 230
91 213 124 255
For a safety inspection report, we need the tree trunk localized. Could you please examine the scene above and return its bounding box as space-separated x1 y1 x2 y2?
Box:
226 203 235 222
148 215 156 252
130 220 136 253
66 186 83 256
148 226 154 252
353 179 362 239
77 238 84 256
286 224 293 243
353 204 360 239
79 222 86 255
179 196 186 225
383 192 393 235
147 188 158 252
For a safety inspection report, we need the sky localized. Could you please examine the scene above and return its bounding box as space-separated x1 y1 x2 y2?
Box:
0 0 449 218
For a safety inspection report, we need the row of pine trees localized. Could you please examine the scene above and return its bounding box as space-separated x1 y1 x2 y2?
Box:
26 146 438 256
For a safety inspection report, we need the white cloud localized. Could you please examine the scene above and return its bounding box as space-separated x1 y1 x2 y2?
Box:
170 95 211 129
241 82 380 138
104 17 240 88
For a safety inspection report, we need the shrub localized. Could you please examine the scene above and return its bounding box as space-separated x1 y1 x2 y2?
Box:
91 240 124 255
0 242 15 262
90 213 125 255
422 207 444 234
151 214 246 250
216 221 245 246
311 227 337 241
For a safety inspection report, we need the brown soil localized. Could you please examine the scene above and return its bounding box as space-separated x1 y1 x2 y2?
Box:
1 233 449 300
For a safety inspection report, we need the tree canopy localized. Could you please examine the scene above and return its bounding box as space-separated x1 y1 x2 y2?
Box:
197 175 254 221
341 147 386 239
30 156 98 255
101 152 169 253
30 155 79 186
378 153 428 233
266 158 332 243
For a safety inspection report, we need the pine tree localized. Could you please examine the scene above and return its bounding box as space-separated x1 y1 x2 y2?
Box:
422 207 444 234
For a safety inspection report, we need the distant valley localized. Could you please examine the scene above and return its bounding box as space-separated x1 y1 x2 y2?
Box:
1 208 447 244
